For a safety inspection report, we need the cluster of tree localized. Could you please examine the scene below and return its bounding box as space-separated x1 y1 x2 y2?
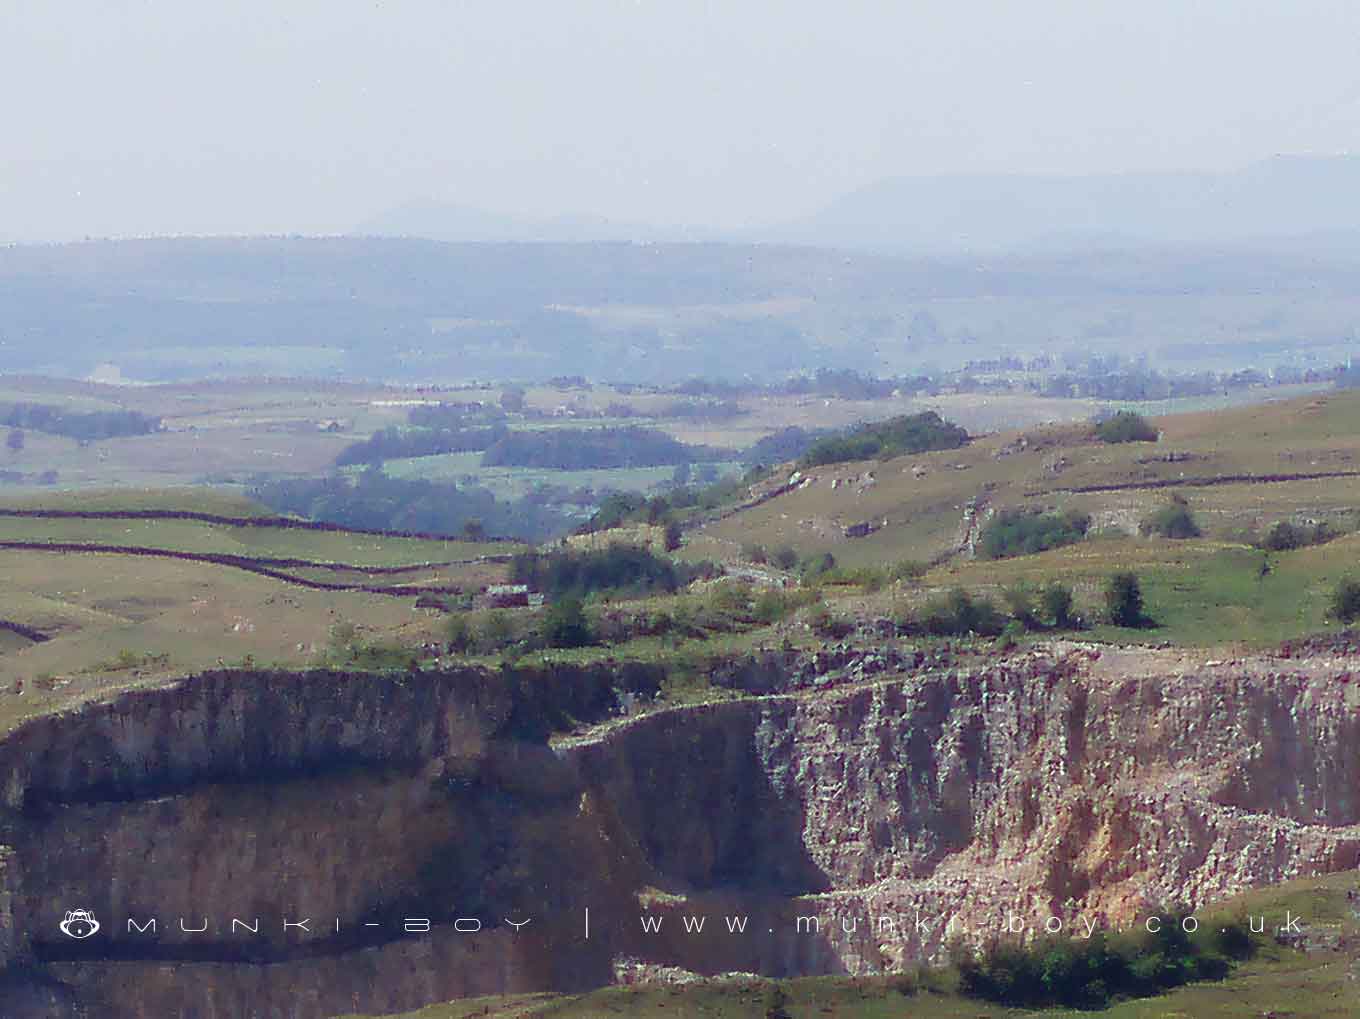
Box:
251 467 574 541
1260 518 1343 551
580 467 765 533
979 509 1091 559
482 426 714 469
1095 410 1159 443
743 426 828 466
904 584 1076 638
1140 496 1202 539
334 425 508 466
955 913 1256 1009
0 402 160 441
1332 578 1360 623
509 543 708 599
798 411 969 467
406 402 507 429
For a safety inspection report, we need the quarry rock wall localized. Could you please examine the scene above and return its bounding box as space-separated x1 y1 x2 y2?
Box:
0 651 1355 1016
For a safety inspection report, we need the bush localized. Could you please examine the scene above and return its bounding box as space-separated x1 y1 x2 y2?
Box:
889 559 928 582
1105 571 1146 627
445 615 473 653
772 545 799 570
1041 582 1075 629
1002 584 1039 628
980 509 1091 559
664 520 683 552
798 411 969 467
1261 519 1341 551
996 619 1026 650
1095 411 1158 443
799 551 837 581
1140 496 1202 539
956 912 1255 1010
478 610 516 653
741 542 769 564
540 596 593 648
920 588 1007 637
807 604 853 639
511 544 689 599
1332 578 1360 623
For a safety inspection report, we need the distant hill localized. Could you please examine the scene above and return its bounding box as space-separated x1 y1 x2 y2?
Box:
5 232 1360 384
766 155 1360 253
356 199 718 244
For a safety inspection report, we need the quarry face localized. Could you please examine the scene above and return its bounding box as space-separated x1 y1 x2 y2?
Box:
0 646 1357 1017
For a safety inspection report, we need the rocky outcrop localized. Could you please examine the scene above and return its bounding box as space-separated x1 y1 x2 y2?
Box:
0 649 1355 1016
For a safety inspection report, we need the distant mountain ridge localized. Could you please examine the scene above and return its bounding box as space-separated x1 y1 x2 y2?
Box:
764 155 1360 253
356 199 722 244
361 156 1360 254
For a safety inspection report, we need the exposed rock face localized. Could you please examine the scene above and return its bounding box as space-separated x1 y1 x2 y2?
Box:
0 649 1355 1016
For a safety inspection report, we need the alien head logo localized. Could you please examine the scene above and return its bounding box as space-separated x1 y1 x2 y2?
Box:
59 909 100 939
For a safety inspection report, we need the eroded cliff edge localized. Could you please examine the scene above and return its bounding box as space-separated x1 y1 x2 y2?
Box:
0 646 1356 1017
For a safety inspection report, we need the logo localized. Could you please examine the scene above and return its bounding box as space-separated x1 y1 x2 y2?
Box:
59 909 100 939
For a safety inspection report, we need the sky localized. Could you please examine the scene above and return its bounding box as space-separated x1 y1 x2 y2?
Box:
5 0 1360 241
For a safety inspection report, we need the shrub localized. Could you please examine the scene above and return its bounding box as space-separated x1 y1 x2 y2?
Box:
540 596 592 648
889 558 928 581
1041 582 1075 629
1002 584 1039 628
799 411 968 467
1331 578 1360 623
1105 571 1146 627
956 912 1254 1010
664 520 683 552
741 542 769 564
1095 411 1158 443
921 588 1006 637
806 604 853 639
445 615 473 653
511 544 687 599
478 610 516 653
772 545 799 570
997 619 1026 650
1261 519 1342 551
799 551 837 581
980 509 1091 559
1140 496 1201 539
754 589 789 624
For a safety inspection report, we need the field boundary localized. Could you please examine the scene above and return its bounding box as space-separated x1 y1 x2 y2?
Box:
0 508 526 546
1033 468 1360 497
0 619 50 643
0 541 503 596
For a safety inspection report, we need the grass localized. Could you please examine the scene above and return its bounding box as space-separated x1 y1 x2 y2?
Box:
919 533 1354 647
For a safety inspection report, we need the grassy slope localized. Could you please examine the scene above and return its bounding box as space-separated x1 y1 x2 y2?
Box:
0 489 517 728
680 388 1360 646
347 872 1360 1019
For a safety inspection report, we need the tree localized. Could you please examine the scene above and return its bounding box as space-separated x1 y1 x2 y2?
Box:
663 520 683 552
1042 582 1075 629
6 428 23 455
1331 578 1360 623
478 610 515 652
445 615 473 653
1105 571 1145 627
541 596 592 648
1094 411 1158 444
499 386 526 413
1140 497 1201 539
461 518 486 540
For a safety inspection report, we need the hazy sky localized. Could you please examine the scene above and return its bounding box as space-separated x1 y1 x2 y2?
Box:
5 0 1360 241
